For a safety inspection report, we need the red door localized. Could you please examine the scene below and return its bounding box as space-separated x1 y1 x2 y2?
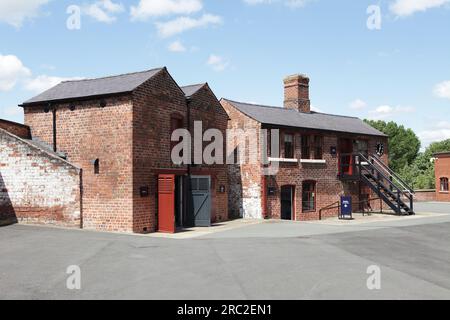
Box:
158 174 175 233
339 139 354 176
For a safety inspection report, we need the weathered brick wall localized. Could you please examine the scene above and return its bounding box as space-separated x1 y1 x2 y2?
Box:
0 128 81 227
24 95 134 232
132 69 188 233
188 84 229 222
435 154 450 202
221 99 263 219
0 119 31 139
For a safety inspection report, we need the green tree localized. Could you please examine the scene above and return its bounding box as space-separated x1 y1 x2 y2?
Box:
400 139 450 189
364 120 421 172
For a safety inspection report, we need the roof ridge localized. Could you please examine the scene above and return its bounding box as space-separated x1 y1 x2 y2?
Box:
222 98 359 119
181 83 206 88
60 67 164 83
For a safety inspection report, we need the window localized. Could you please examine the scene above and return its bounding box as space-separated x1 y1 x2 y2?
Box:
302 181 316 212
284 133 294 159
355 140 369 158
441 177 449 192
93 159 100 175
170 115 184 155
301 135 310 159
313 136 323 160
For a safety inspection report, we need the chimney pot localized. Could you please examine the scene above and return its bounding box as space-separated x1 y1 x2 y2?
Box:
283 74 311 113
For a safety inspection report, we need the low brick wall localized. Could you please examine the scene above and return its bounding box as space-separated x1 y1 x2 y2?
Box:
0 129 81 227
414 189 436 202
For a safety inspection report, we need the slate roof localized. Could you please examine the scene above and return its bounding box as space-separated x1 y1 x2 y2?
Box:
222 99 386 137
22 68 164 105
181 83 206 97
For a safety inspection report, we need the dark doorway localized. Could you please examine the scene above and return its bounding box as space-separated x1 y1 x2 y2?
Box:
175 176 184 229
281 186 295 220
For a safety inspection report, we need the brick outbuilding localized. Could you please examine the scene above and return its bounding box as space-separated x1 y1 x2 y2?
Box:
221 74 414 221
1 67 229 233
434 152 450 202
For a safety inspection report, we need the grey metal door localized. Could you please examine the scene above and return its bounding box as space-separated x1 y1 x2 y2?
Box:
190 176 211 227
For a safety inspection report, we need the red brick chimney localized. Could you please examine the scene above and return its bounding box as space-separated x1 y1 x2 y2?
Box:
283 74 310 113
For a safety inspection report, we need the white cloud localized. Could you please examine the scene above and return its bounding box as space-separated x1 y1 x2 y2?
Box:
0 54 31 91
285 0 312 8
24 75 82 93
156 14 222 38
243 0 312 8
0 106 21 117
168 40 187 52
390 0 450 17
0 0 51 27
433 80 450 99
131 0 202 20
84 0 124 23
349 99 367 110
207 54 229 72
368 104 415 119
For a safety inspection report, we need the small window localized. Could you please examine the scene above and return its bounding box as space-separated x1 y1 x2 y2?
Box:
301 135 310 159
302 181 316 212
313 136 323 160
355 140 369 158
441 177 449 192
94 159 100 175
170 116 184 154
284 134 294 159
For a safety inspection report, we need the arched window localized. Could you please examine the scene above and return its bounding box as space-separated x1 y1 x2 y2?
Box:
302 181 316 212
440 177 449 192
93 159 100 175
170 114 185 156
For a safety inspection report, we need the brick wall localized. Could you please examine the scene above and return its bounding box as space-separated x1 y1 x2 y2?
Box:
188 84 229 223
132 69 188 233
414 189 437 202
435 154 450 202
0 119 31 139
24 95 134 232
222 99 389 221
0 128 81 227
221 99 263 219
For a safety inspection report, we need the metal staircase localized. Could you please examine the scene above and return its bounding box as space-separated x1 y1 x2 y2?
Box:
356 153 415 215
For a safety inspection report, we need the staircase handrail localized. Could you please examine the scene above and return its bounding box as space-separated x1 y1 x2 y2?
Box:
369 154 415 196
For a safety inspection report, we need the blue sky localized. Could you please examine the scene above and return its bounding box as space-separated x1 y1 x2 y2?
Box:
1 0 449 148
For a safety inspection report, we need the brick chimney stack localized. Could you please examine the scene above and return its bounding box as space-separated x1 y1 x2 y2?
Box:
283 74 311 113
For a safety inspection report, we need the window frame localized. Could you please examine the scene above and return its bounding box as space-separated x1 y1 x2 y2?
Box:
302 180 316 213
283 133 295 159
440 177 449 192
301 135 310 160
313 135 324 160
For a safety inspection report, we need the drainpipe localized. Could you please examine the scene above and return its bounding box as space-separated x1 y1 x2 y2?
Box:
52 107 57 152
186 97 193 227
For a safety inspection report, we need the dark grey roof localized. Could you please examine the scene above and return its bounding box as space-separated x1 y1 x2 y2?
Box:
223 99 387 137
27 137 67 159
23 68 164 105
181 83 206 97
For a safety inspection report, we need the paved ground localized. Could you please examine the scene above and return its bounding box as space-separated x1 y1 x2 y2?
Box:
1 202 449 300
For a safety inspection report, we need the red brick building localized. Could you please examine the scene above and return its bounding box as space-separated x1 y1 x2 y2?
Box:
434 152 450 202
1 67 229 233
222 74 414 220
